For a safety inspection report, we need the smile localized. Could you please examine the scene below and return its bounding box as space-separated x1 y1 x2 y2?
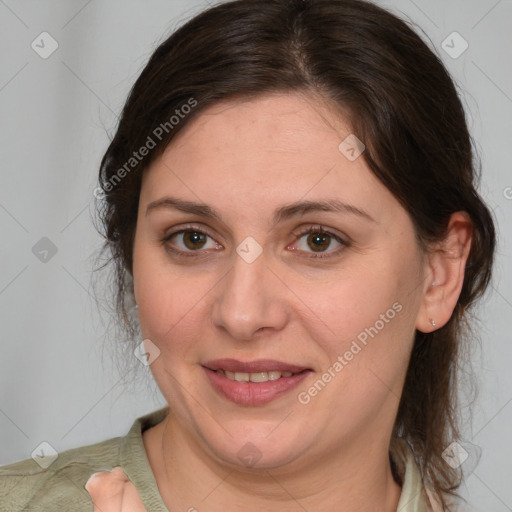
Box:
203 359 312 406
215 369 298 382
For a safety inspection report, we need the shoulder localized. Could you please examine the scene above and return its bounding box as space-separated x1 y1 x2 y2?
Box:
0 407 169 512
0 436 123 512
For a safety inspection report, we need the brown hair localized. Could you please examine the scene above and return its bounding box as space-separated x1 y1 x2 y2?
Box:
95 0 496 507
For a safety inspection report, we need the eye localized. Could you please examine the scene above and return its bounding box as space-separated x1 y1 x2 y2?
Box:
163 228 223 254
288 226 347 257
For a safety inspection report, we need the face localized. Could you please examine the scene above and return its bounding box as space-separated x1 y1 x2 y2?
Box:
132 92 430 472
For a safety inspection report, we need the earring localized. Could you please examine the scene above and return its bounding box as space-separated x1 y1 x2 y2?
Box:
129 303 139 325
430 318 437 327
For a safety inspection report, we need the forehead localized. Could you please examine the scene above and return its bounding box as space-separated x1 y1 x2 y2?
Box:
140 93 398 224
166 92 350 166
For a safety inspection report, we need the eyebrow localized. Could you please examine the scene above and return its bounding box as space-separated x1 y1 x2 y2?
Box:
145 196 376 225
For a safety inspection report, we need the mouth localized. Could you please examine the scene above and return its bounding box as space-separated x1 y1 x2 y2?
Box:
202 359 313 406
213 368 302 382
203 358 310 374
203 358 310 381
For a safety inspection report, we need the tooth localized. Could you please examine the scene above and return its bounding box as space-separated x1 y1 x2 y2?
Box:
220 370 296 382
249 372 269 383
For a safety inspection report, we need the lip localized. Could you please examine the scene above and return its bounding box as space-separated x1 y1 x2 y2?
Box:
202 359 312 406
203 358 310 374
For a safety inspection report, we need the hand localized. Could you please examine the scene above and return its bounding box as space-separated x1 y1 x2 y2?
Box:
85 466 148 511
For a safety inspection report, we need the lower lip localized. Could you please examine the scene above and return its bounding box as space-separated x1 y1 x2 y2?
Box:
203 367 312 406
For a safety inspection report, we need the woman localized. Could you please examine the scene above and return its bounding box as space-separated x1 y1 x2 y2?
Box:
0 0 496 510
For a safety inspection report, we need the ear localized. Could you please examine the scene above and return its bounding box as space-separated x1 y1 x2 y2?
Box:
416 212 473 333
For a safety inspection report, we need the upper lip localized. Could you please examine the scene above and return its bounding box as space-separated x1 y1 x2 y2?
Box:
203 359 310 373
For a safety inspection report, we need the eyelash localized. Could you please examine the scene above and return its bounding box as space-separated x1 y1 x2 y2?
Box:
289 225 348 259
161 224 349 260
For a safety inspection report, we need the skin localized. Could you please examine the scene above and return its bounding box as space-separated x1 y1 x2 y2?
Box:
132 92 472 512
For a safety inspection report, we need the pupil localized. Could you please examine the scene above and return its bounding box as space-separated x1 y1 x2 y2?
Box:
184 231 206 250
307 232 330 251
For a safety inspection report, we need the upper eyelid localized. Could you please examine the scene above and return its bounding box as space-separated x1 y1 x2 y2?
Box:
164 224 343 241
163 224 219 241
292 225 345 239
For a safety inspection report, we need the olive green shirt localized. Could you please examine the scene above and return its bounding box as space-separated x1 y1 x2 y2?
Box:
0 408 432 511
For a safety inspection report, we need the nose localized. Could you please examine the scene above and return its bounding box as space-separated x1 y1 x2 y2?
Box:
211 250 289 341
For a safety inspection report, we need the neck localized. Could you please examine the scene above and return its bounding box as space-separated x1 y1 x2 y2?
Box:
143 413 402 512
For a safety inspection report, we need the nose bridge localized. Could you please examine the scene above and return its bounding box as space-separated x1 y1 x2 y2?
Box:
212 251 287 340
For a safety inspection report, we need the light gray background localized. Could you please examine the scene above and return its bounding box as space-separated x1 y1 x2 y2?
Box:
0 0 510 510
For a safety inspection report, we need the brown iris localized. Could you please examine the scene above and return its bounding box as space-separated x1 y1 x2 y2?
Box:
307 232 331 252
183 231 207 250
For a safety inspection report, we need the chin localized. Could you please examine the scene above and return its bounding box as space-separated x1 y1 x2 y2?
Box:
196 420 312 473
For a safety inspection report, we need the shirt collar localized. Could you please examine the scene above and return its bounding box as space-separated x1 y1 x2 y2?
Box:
393 438 431 512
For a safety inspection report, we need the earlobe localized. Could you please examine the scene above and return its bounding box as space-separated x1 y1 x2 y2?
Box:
416 212 473 333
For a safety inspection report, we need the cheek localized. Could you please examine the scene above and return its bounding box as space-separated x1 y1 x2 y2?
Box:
297 263 401 342
135 271 207 347
132 241 217 361
299 253 421 386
